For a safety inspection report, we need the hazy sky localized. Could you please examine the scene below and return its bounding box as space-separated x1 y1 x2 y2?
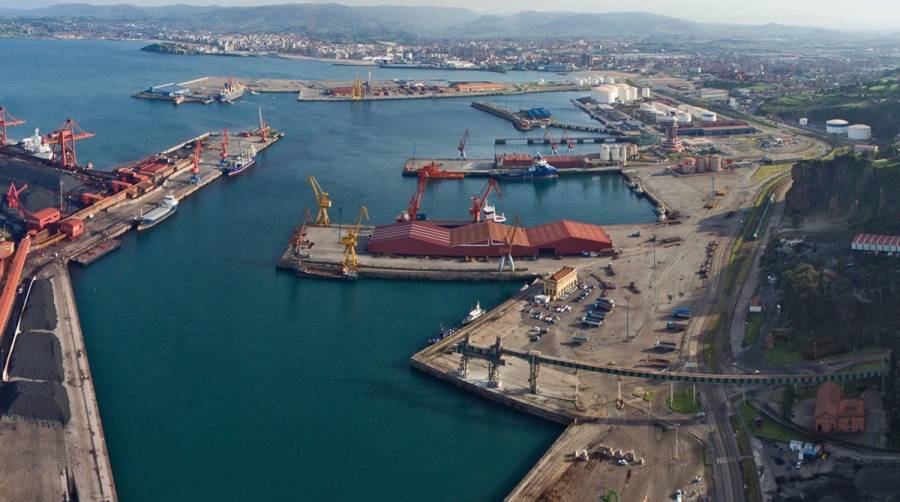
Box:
7 0 900 31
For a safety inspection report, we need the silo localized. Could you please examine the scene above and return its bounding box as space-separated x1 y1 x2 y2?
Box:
708 155 723 171
848 124 872 141
599 144 611 162
640 87 651 99
619 145 628 164
610 145 620 162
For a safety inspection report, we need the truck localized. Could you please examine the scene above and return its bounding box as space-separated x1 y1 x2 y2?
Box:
582 317 602 327
572 335 589 344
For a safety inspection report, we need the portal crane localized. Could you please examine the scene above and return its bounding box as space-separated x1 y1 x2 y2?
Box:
341 205 369 276
0 106 25 146
351 72 365 100
190 141 202 184
398 169 428 222
562 129 575 154
220 128 229 162
543 129 559 155
499 216 522 272
256 106 270 142
44 118 94 170
457 129 470 160
5 182 28 216
307 176 332 226
469 178 501 223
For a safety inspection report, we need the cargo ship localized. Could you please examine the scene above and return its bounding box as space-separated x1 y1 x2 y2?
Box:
492 155 559 181
218 79 245 103
495 152 589 169
137 193 178 231
19 128 53 160
221 143 257 177
415 161 464 179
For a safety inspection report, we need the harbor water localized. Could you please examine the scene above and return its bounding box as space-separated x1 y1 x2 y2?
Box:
1 38 656 501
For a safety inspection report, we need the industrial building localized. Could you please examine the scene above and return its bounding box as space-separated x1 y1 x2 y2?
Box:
813 382 865 434
367 219 613 258
543 266 577 300
141 83 190 98
851 233 900 254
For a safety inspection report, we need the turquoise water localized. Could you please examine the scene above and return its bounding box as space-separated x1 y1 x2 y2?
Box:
2 39 656 500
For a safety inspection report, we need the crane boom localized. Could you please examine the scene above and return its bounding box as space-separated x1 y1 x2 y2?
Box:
44 118 94 170
341 205 369 275
457 129 469 160
0 106 25 146
307 176 332 226
469 178 501 222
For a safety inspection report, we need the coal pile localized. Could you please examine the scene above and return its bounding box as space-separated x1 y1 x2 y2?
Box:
8 331 63 382
0 380 69 424
20 279 57 332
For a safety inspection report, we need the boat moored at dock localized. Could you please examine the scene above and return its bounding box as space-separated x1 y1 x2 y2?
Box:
136 193 178 231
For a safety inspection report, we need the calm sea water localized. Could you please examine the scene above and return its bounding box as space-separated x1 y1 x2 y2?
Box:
1 39 655 501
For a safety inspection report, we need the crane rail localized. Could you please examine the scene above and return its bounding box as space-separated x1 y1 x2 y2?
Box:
456 343 884 385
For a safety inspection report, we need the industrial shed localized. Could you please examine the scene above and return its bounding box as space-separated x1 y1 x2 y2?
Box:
367 220 613 257
851 234 900 254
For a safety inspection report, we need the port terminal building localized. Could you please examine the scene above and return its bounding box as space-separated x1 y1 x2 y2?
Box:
367 220 612 258
543 266 578 300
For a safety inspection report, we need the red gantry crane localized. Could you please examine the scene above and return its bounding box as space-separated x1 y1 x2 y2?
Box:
544 129 559 156
190 141 202 184
469 178 501 223
499 216 522 272
398 169 429 222
44 118 95 170
562 129 575 154
457 129 469 160
221 127 229 162
0 106 25 146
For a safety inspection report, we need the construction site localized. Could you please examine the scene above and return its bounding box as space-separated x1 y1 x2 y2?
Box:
0 104 283 500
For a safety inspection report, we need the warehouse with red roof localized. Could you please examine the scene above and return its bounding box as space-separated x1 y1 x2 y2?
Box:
367 220 613 257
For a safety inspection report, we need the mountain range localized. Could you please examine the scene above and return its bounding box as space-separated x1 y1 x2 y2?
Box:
0 2 844 40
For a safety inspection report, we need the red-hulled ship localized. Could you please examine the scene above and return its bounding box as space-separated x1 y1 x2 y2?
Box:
411 161 464 179
495 153 590 169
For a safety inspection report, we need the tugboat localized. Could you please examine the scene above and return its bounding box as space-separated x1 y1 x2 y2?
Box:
462 301 485 325
493 154 559 181
137 193 178 231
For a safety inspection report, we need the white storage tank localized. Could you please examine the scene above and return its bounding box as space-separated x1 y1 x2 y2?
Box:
596 77 605 84
826 119 849 135
610 145 620 161
619 145 628 163
848 124 872 141
599 144 611 162
799 117 808 126
640 87 651 99
606 77 615 84
593 85 618 104
700 111 717 122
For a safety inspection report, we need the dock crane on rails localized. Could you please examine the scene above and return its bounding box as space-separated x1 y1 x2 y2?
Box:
0 106 25 146
190 141 202 184
457 129 470 160
220 128 229 163
562 129 575 154
257 106 270 142
398 169 428 222
469 178 501 223
351 72 365 100
307 176 332 226
341 205 368 278
543 129 559 156
499 216 521 272
44 118 95 170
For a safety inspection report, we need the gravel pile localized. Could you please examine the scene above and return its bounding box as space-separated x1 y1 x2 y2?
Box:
7 330 63 382
20 279 57 332
0 380 69 424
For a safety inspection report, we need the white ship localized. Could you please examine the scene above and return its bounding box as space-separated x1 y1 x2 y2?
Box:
481 203 506 223
20 128 53 160
462 301 485 325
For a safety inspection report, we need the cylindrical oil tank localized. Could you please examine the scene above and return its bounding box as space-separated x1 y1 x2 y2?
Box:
848 124 872 141
599 144 611 162
610 145 620 161
676 112 692 124
826 119 849 135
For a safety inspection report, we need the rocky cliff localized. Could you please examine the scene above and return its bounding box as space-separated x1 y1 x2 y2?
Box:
787 153 900 233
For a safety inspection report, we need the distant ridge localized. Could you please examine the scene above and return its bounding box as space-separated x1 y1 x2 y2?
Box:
0 2 845 40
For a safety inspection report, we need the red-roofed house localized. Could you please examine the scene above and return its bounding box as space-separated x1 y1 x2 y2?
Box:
813 382 865 434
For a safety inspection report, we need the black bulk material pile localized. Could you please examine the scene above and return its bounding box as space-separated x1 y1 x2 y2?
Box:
7 330 63 382
0 380 70 424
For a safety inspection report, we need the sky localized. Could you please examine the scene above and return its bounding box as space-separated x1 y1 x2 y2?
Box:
4 0 900 31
